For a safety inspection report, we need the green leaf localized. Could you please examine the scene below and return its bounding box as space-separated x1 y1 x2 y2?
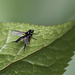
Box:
0 21 75 75
0 20 75 72
0 23 10 49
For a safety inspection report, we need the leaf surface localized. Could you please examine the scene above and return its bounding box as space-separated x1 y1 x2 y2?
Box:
0 21 75 75
0 21 75 72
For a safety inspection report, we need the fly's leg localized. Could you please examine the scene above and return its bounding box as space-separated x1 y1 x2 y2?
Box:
33 33 39 35
32 37 37 40
24 44 26 51
15 36 24 43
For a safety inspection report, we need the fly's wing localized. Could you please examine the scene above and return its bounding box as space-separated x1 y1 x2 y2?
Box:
24 36 30 45
11 30 25 36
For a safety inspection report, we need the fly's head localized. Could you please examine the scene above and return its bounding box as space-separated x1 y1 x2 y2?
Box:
28 30 34 35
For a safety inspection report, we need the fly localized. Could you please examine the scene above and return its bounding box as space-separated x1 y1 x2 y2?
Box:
11 30 37 51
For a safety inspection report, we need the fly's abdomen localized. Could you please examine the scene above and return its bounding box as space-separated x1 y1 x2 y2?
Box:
24 37 30 45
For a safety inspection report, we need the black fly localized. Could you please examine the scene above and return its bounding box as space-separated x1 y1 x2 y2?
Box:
11 30 36 51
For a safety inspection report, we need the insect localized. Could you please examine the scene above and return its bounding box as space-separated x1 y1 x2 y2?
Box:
11 30 37 51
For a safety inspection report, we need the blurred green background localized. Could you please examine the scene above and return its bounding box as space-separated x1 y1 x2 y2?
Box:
0 0 75 75
0 0 75 25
